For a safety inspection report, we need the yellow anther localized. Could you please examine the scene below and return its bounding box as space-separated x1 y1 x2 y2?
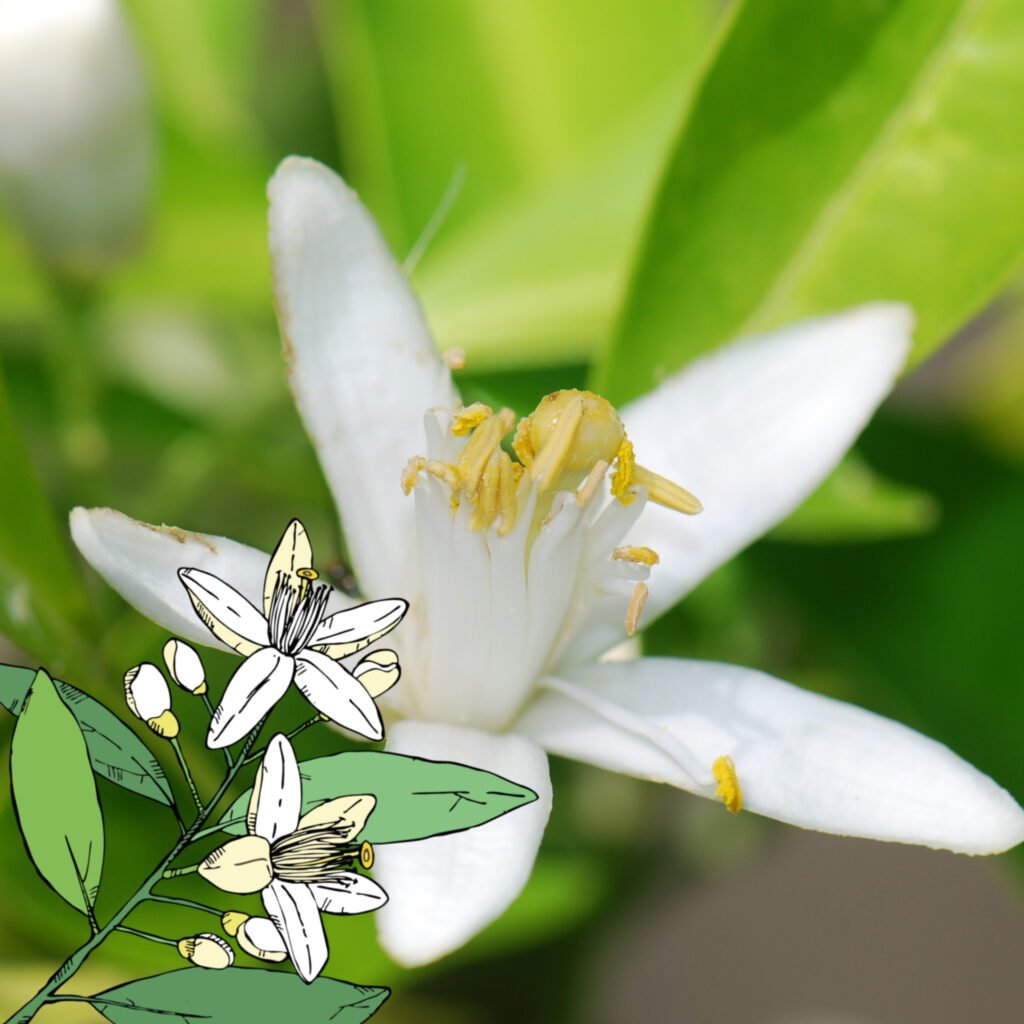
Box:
610 438 636 504
424 459 460 490
147 710 180 739
451 402 492 437
712 755 743 814
512 416 535 467
497 452 519 535
457 408 515 494
296 568 319 581
612 546 660 567
530 393 585 490
469 450 504 532
631 464 703 515
625 581 648 636
442 347 467 371
401 456 425 495
359 841 374 870
575 460 609 507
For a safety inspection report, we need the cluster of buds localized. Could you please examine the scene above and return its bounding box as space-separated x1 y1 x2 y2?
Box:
123 638 206 738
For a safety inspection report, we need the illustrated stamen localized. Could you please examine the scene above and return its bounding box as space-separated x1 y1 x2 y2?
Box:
625 581 648 636
712 755 742 814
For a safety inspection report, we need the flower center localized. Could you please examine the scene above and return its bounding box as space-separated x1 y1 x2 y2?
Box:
267 571 330 655
402 388 702 537
269 826 374 884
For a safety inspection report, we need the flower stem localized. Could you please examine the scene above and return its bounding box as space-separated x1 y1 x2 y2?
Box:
145 894 222 918
161 864 199 879
169 737 204 814
2 722 266 1024
115 926 177 948
243 714 323 765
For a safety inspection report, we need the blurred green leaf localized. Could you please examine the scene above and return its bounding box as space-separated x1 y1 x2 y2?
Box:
0 360 91 667
771 453 940 543
93 968 389 1023
219 751 537 843
11 669 105 915
601 0 1024 401
0 665 174 808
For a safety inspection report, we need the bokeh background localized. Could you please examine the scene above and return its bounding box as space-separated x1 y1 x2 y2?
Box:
1 1 1023 1021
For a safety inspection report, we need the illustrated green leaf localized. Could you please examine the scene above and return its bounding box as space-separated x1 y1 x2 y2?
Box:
600 0 1024 401
10 669 105 914
219 751 538 843
0 664 174 807
92 967 389 1023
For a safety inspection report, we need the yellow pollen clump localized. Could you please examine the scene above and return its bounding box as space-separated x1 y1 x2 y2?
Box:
610 438 636 504
612 546 660 567
512 415 535 466
451 402 492 436
712 755 743 814
625 581 648 636
401 456 425 495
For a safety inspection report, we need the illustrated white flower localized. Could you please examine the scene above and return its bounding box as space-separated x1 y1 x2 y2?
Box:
0 0 153 280
163 638 207 694
178 519 407 748
177 933 233 970
71 158 1024 968
123 662 178 738
196 734 387 982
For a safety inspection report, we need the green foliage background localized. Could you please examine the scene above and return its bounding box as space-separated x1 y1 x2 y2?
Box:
0 1 1022 1020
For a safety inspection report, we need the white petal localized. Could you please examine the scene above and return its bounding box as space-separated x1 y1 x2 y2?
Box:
237 916 288 961
297 794 375 838
374 721 552 966
162 638 206 692
262 879 328 983
208 648 295 749
178 568 270 656
268 157 458 597
123 662 170 721
616 304 911 628
309 873 388 915
516 658 1024 855
263 519 314 616
249 734 302 842
294 649 383 741
70 507 270 651
311 598 408 658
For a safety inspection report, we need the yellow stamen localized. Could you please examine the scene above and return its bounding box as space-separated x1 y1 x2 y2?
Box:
512 416 535 467
442 347 467 371
712 755 743 814
625 581 648 636
147 710 180 739
457 408 515 493
497 449 519 536
469 450 504 532
451 402 492 437
359 841 374 870
632 464 703 515
296 566 318 601
575 460 609 507
530 394 584 490
401 455 425 495
610 438 636 504
612 545 660 567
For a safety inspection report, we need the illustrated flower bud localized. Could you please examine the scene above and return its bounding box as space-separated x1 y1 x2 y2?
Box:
124 663 178 739
352 649 400 697
177 933 234 970
163 638 207 695
0 0 153 281
223 913 288 963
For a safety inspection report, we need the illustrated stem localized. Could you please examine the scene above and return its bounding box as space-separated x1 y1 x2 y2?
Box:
3 723 265 1024
162 863 199 879
115 926 177 948
145 893 223 918
243 714 323 765
170 737 204 814
201 694 233 767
